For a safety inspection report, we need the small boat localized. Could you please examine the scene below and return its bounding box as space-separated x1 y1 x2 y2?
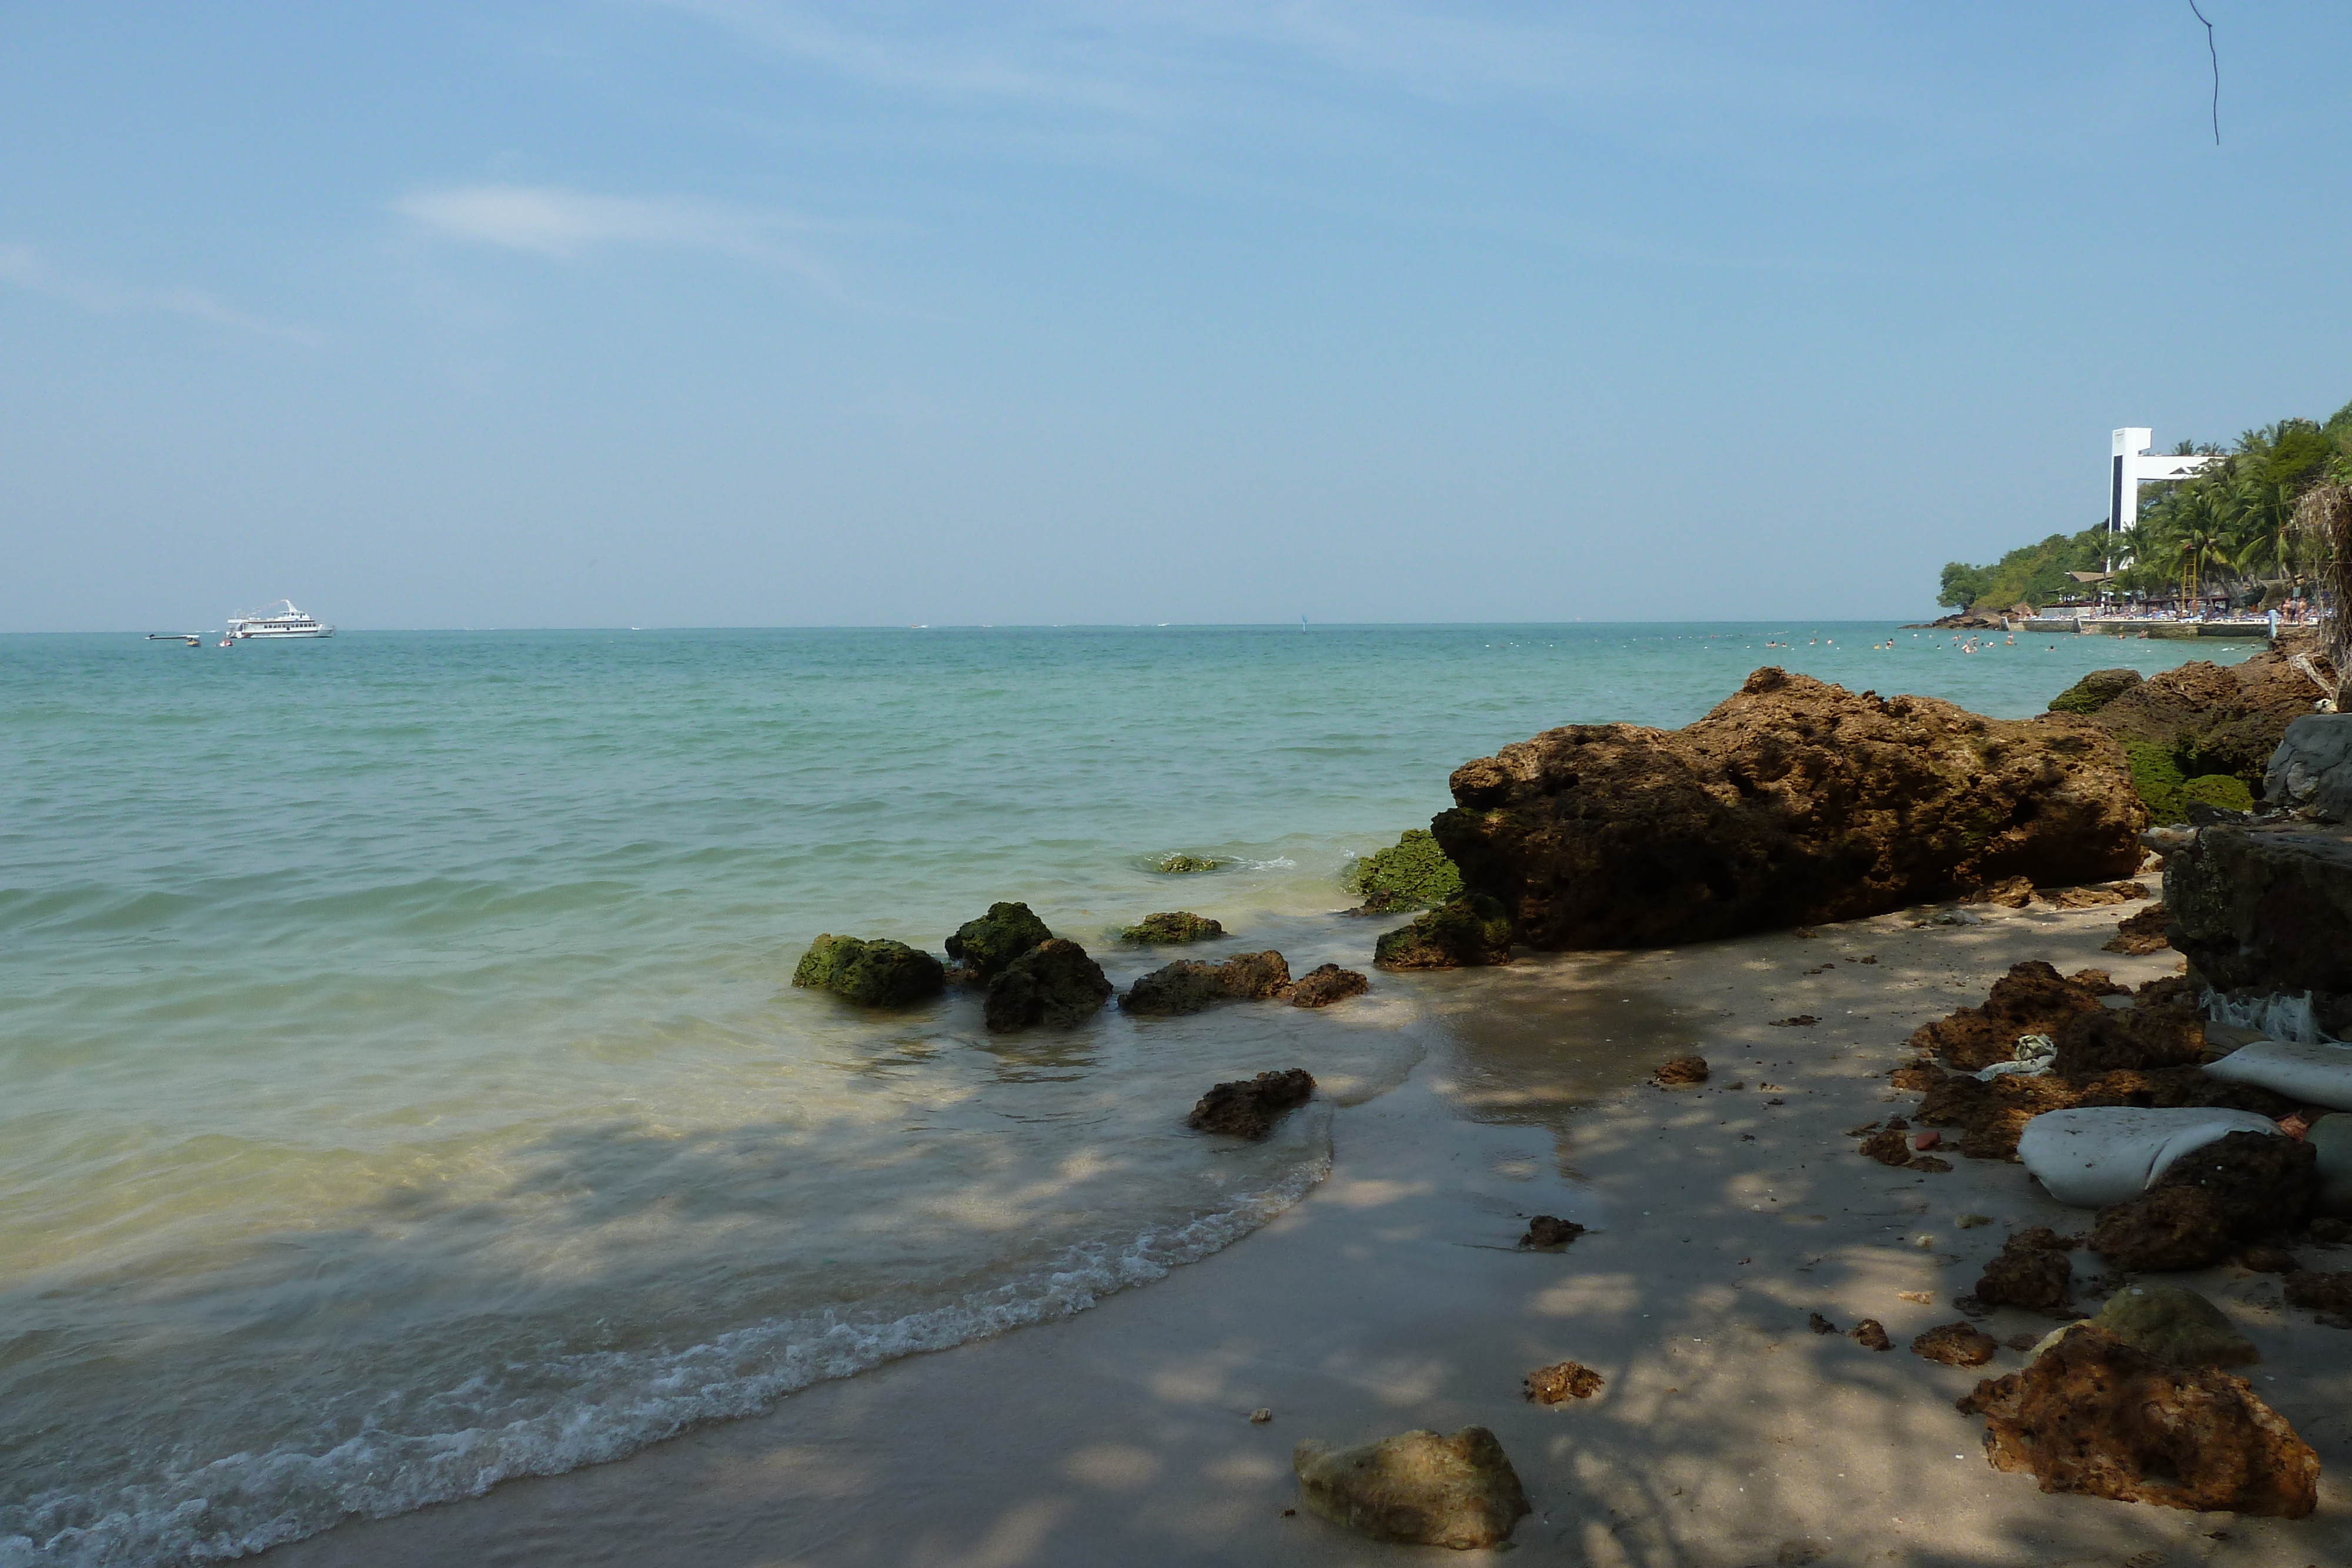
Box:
225 600 335 639
146 633 213 646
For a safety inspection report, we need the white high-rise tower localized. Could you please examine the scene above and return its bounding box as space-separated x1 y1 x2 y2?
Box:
2109 428 2220 564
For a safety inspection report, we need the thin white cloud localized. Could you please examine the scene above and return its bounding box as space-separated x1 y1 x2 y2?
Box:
0 242 320 345
395 184 841 292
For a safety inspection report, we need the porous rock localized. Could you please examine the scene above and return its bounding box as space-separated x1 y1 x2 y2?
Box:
2082 650 2328 822
1155 853 1221 874
791 935 947 1007
1518 1215 1584 1249
946 901 1054 980
2103 902 2173 956
1372 893 1514 969
1347 827 1464 913
2162 820 2352 1018
1523 1362 1603 1403
1287 963 1369 1008
1291 1426 1529 1549
1117 911 1224 944
1973 1228 2074 1313
1912 1322 1998 1366
1217 950 1294 999
1956 1325 2317 1517
1431 670 2144 951
1908 961 2105 1074
1849 1319 1892 1351
983 938 1112 1031
2090 1284 2257 1368
2282 1269 2352 1319
2090 1131 2317 1273
1187 1068 1315 1139
2046 667 2144 716
1121 951 1295 1015
1653 1054 1709 1087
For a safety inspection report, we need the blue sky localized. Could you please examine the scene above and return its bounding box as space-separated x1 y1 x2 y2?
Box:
5 2 2348 630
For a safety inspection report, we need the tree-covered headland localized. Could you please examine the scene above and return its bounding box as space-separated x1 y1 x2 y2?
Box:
1937 399 2352 613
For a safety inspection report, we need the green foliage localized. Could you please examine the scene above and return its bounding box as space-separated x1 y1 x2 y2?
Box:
1937 526 2113 613
944 901 1054 978
1348 828 1464 912
792 935 947 1007
1117 911 1225 944
1937 561 1992 610
2180 774 2255 814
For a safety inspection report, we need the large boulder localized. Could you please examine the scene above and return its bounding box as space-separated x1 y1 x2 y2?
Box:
946 901 1054 980
2265 713 2352 820
1432 670 2144 950
2165 820 2352 1035
2080 649 2328 821
791 935 947 1007
1956 1325 2317 1517
983 938 1112 1031
1292 1426 1529 1549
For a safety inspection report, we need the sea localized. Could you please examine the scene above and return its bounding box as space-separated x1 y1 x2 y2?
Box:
0 622 2254 1566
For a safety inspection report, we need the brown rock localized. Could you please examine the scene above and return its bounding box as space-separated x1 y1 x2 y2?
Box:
1292 1426 1530 1549
1371 892 1515 971
2090 1131 2318 1273
2282 1269 2352 1316
2065 967 2128 995
1909 960 2106 1073
1912 1322 1999 1366
1523 1361 1604 1403
983 938 1113 1031
1430 670 2144 951
2239 1245 2300 1274
1849 1319 1892 1351
1975 1229 2075 1313
1518 1215 1585 1249
2049 1002 2207 1076
1962 874 2036 908
1889 1061 1943 1091
1859 1127 1913 1167
1286 963 1369 1008
1956 1326 2317 1517
2042 882 2145 909
1187 1069 1315 1139
1217 950 1294 999
1123 950 1297 1014
1768 1014 1820 1027
2103 902 2173 956
1652 1054 1709 1086
2087 650 2324 791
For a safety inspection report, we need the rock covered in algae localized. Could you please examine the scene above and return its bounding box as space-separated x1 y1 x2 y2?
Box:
1287 963 1369 1008
1956 1325 2317 1517
2090 1284 2257 1367
1187 1069 1314 1139
1291 1426 1529 1549
1347 827 1464 913
2046 667 2145 716
1432 668 2145 950
1116 911 1224 944
1372 893 1513 971
982 938 1112 1031
791 935 946 1007
946 901 1054 980
1154 853 1222 874
1121 951 1296 1015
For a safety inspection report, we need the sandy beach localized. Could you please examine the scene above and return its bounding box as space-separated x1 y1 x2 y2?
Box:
263 894 2351 1568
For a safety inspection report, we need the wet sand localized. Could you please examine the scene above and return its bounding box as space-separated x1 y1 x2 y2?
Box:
266 897 2351 1567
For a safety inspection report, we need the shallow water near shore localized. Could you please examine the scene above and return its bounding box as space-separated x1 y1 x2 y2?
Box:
0 622 2253 1566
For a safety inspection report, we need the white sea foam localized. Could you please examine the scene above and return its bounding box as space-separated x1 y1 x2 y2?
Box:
1 1129 1329 1568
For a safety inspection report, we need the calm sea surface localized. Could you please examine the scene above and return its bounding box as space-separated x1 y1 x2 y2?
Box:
0 623 2250 1565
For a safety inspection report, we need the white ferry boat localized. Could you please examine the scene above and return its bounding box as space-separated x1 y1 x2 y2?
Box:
225 600 335 638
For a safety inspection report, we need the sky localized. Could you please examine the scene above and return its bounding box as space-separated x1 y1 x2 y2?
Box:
5 2 2350 631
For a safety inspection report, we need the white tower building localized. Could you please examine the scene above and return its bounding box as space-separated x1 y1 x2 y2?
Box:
2110 427 2220 560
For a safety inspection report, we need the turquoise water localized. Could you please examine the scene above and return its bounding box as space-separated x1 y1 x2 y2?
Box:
0 623 2249 1566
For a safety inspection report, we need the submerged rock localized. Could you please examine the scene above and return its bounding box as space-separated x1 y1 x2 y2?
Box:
1287 963 1369 1008
2089 1131 2317 1273
1912 1322 1998 1366
1523 1361 1603 1403
1217 950 1294 999
1432 669 2144 951
946 901 1054 981
1372 893 1513 970
1121 951 1297 1015
1116 910 1224 944
1187 1068 1315 1139
1957 1325 2317 1517
1347 827 1464 913
791 935 947 1007
983 938 1112 1031
2091 1285 2258 1368
1292 1426 1529 1549
1518 1215 1585 1249
1154 853 1222 874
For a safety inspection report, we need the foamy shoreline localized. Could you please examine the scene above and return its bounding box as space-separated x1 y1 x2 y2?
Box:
263 898 2351 1567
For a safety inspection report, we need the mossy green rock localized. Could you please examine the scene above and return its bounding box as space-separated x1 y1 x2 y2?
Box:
2181 774 2255 814
1118 911 1225 944
1373 894 1514 970
1154 854 1223 874
2090 1283 2258 1368
984 938 1113 1031
1348 828 1464 912
945 901 1054 979
2048 667 2145 716
791 935 947 1007
2124 740 2190 824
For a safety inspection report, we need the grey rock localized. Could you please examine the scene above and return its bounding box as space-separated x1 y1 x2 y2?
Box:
2266 714 2352 821
1292 1426 1529 1549
2311 1115 2352 1219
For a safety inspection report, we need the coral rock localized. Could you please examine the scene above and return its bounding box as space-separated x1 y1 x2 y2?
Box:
2103 902 2173 956
1909 961 2106 1073
1849 1319 1892 1351
1292 1426 1530 1549
1430 670 2144 951
1518 1215 1585 1249
1187 1069 1315 1139
1372 893 1514 970
1117 911 1225 944
1957 1326 2317 1517
1523 1362 1604 1403
983 938 1112 1031
1974 1228 2075 1313
2090 1131 2317 1273
1215 950 1294 1000
2090 1285 2257 1367
1652 1054 1709 1087
1912 1322 1999 1366
946 901 1055 980
1122 951 1295 1014
1287 963 1369 1008
791 935 947 1007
